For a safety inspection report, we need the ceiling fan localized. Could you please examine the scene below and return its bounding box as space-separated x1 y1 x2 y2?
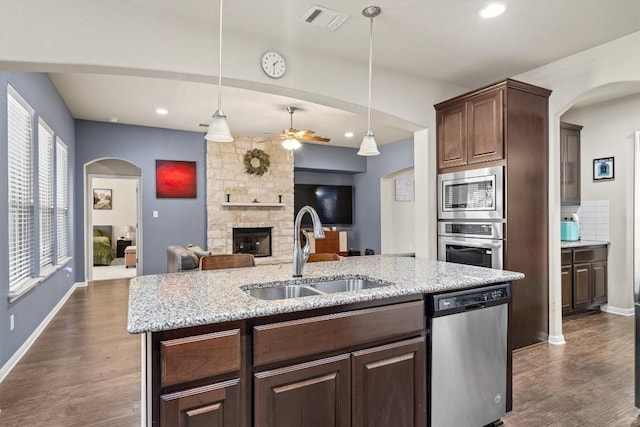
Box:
279 106 330 149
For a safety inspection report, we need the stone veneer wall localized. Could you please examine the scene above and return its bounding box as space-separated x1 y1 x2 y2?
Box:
206 136 294 264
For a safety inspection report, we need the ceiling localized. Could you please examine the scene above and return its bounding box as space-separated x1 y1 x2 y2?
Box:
8 0 640 148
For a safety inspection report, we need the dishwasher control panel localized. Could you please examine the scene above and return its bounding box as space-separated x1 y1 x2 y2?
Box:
429 283 510 317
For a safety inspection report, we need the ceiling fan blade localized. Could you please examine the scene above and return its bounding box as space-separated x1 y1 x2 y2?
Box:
300 135 331 142
296 129 316 136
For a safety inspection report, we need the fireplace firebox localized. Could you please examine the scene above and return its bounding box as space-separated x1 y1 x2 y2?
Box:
233 227 272 257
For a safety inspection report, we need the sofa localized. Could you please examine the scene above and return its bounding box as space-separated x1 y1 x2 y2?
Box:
167 245 210 273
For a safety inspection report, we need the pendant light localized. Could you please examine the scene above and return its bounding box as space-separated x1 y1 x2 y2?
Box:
205 0 234 142
358 6 381 156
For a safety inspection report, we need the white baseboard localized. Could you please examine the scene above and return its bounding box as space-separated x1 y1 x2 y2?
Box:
0 282 82 383
600 305 634 316
548 334 566 345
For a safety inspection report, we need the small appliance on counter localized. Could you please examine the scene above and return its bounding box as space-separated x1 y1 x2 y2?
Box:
561 214 580 241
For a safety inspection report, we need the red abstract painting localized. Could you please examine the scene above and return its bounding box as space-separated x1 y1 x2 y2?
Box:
156 160 197 198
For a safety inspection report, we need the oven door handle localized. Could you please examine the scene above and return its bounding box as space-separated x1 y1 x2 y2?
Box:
439 236 503 250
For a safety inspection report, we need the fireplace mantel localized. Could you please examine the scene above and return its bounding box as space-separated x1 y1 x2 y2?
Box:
221 202 285 208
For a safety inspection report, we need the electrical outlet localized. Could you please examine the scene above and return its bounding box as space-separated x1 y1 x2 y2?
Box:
153 210 159 218
10 314 14 331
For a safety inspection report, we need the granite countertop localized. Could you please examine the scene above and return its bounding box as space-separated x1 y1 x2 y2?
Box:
127 256 524 334
560 240 609 248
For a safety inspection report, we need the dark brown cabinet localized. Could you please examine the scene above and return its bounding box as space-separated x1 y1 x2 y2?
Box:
561 245 608 316
560 122 582 205
160 379 241 426
252 301 426 427
561 262 573 314
352 338 426 427
436 79 551 349
151 299 427 426
153 323 246 426
436 88 503 171
254 354 351 427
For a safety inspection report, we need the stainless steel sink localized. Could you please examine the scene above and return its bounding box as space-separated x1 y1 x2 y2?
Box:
245 278 391 300
246 285 322 300
307 278 388 293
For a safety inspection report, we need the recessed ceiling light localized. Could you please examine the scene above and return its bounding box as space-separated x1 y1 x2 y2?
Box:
156 108 168 115
109 117 118 123
344 132 354 138
480 3 506 18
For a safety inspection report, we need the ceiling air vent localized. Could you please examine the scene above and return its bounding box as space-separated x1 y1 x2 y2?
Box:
300 5 349 32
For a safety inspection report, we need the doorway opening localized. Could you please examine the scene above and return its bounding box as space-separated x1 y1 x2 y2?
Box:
85 159 142 282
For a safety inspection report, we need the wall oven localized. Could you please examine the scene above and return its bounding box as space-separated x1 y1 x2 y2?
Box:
437 166 504 220
437 222 504 270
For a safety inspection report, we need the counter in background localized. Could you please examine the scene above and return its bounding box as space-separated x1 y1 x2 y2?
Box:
561 239 609 249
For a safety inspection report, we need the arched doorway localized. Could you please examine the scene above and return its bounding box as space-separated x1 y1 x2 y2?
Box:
380 167 415 254
85 158 142 282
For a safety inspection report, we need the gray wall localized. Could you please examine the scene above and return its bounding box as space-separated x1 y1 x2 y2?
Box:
74 120 207 277
0 72 75 368
353 138 414 253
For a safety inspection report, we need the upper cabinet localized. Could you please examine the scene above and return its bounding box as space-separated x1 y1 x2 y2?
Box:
436 87 504 171
560 122 582 205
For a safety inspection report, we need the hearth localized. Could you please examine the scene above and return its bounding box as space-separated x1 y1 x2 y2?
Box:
233 227 272 257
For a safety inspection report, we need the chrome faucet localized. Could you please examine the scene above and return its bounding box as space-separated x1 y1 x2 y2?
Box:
293 206 325 277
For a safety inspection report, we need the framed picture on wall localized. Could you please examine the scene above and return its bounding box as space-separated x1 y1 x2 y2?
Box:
395 179 414 202
156 160 197 198
593 157 614 181
93 188 112 210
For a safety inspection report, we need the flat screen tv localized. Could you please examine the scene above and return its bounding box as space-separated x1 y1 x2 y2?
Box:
294 184 353 226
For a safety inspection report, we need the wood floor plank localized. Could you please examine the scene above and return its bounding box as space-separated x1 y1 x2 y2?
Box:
1 279 639 426
0 279 140 427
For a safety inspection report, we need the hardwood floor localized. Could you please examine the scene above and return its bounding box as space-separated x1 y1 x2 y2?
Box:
504 312 639 427
0 279 140 427
0 279 638 426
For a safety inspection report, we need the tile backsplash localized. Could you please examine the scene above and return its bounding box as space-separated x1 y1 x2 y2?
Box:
561 200 609 241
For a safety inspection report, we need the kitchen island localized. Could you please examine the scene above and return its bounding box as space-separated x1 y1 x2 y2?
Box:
128 256 524 426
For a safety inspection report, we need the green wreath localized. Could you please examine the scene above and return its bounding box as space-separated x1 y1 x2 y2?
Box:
243 149 271 176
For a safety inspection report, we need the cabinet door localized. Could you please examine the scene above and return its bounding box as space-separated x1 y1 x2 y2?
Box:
573 263 592 310
467 89 504 165
561 265 573 314
592 261 607 304
160 379 240 427
352 337 426 427
254 354 351 427
437 103 467 170
560 123 581 204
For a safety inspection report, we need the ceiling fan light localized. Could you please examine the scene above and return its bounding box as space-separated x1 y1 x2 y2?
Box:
357 131 380 156
282 138 301 150
205 110 234 142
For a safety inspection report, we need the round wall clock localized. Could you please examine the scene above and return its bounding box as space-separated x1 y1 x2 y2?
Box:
261 51 286 79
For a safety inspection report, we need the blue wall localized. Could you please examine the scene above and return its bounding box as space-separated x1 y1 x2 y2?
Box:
294 143 366 173
74 120 207 277
352 138 414 253
0 72 75 369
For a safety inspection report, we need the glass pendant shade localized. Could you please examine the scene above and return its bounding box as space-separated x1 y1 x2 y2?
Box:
205 110 233 142
206 0 234 143
357 131 380 156
358 6 381 157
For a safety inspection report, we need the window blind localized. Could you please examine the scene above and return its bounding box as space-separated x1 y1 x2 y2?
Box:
38 120 54 270
56 137 69 262
7 86 34 289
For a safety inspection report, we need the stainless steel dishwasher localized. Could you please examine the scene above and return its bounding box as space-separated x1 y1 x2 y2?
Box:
428 283 510 427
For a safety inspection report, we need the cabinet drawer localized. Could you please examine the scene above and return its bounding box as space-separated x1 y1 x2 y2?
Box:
253 301 424 367
561 250 572 266
161 329 240 387
573 246 607 263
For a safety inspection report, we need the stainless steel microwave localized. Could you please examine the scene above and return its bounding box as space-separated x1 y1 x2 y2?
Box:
437 166 504 220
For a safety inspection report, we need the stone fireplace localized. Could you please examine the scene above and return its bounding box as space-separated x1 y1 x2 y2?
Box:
206 136 294 264
233 227 272 257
